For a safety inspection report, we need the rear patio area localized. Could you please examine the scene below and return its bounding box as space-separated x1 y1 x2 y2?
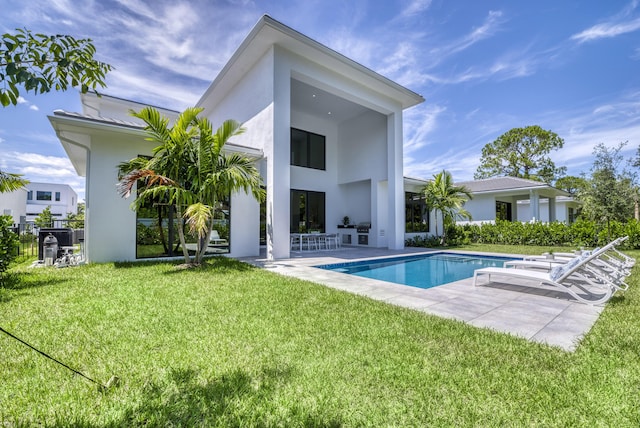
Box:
241 246 604 351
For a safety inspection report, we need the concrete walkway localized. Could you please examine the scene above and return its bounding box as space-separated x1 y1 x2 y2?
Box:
241 247 605 351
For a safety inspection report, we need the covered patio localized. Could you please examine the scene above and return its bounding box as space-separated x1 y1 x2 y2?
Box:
241 246 604 351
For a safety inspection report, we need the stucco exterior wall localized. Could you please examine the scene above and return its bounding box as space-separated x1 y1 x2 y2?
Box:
0 189 27 224
85 132 153 262
462 194 497 222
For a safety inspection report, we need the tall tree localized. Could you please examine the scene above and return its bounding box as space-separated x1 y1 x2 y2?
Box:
475 125 566 183
554 175 589 196
1 28 112 106
581 142 636 240
34 206 54 228
422 170 472 245
118 107 264 265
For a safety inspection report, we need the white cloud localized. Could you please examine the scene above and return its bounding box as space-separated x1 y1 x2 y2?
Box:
571 1 640 43
431 10 505 57
399 0 432 18
29 105 39 111
17 96 27 104
571 18 640 43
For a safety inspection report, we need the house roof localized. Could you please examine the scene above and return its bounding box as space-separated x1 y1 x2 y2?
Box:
197 15 424 112
456 176 569 198
48 110 264 176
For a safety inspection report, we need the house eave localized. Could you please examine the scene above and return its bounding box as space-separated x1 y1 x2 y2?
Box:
197 15 424 111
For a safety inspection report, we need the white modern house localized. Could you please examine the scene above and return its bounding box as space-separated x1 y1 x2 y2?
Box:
25 182 78 223
456 177 573 224
0 182 78 225
49 15 424 263
0 188 26 225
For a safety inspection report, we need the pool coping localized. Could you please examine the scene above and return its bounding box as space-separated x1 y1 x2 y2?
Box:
240 247 604 351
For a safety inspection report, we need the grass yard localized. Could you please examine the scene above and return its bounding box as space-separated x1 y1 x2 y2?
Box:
1 246 639 426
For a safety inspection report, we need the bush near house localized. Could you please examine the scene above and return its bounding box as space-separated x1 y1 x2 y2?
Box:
0 215 19 281
407 219 640 249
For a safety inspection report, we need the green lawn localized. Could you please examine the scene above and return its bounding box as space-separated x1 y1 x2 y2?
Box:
1 247 639 426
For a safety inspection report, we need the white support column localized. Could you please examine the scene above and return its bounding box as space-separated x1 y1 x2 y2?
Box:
530 190 540 222
387 111 404 249
266 50 291 260
548 197 556 222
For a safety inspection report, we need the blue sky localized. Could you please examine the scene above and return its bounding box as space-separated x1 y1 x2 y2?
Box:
2 0 640 201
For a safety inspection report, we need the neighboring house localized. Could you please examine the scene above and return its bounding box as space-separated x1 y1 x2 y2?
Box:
0 187 27 225
517 196 581 224
456 176 572 224
0 182 78 225
25 182 78 223
49 15 424 263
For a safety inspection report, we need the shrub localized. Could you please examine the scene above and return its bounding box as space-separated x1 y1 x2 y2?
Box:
0 215 19 282
406 218 640 249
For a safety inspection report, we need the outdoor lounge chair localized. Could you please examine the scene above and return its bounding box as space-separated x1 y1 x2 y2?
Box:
473 247 627 305
208 230 228 246
506 237 634 287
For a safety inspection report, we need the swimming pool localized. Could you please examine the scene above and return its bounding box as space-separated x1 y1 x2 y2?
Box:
315 252 518 289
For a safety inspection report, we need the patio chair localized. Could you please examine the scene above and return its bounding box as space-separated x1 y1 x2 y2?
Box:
473 248 623 305
209 230 228 246
509 237 634 283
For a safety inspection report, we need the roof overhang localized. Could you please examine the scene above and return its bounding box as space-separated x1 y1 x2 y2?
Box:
48 111 264 177
197 15 424 111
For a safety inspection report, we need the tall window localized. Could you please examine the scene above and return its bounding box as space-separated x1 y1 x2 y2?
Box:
27 191 33 200
291 128 325 170
134 165 231 258
568 207 576 224
405 192 430 232
55 192 61 201
36 191 52 201
290 190 325 233
496 201 512 221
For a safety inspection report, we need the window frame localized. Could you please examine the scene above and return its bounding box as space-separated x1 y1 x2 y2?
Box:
36 191 52 201
290 128 326 170
405 192 430 232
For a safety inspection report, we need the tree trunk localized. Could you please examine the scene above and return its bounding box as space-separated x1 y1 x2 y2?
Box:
175 204 191 264
195 217 215 265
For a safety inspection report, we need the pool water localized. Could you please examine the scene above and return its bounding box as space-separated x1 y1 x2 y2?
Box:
316 253 517 289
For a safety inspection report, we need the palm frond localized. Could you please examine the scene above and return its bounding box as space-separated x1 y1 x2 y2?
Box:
184 202 213 239
0 171 29 193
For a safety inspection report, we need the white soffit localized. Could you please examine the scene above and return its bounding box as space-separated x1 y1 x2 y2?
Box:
198 15 424 111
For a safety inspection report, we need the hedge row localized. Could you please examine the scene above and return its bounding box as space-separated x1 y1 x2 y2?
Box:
406 219 640 249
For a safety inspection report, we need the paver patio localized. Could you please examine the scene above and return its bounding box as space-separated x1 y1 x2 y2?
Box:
242 246 604 351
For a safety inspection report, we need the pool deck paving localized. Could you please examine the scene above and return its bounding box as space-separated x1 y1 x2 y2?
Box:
241 246 605 352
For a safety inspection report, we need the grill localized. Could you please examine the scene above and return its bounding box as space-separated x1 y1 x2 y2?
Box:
356 222 371 233
357 222 371 245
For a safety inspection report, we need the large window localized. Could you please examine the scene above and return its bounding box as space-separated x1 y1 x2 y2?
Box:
134 169 231 258
405 192 430 232
290 190 325 233
496 201 512 221
36 191 52 201
291 128 325 170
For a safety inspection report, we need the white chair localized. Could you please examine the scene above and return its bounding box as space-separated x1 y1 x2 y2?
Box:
209 230 228 246
474 247 627 305
290 234 301 251
325 233 340 249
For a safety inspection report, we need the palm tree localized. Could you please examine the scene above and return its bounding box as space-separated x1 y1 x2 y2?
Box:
0 171 29 193
118 107 264 265
422 170 472 245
